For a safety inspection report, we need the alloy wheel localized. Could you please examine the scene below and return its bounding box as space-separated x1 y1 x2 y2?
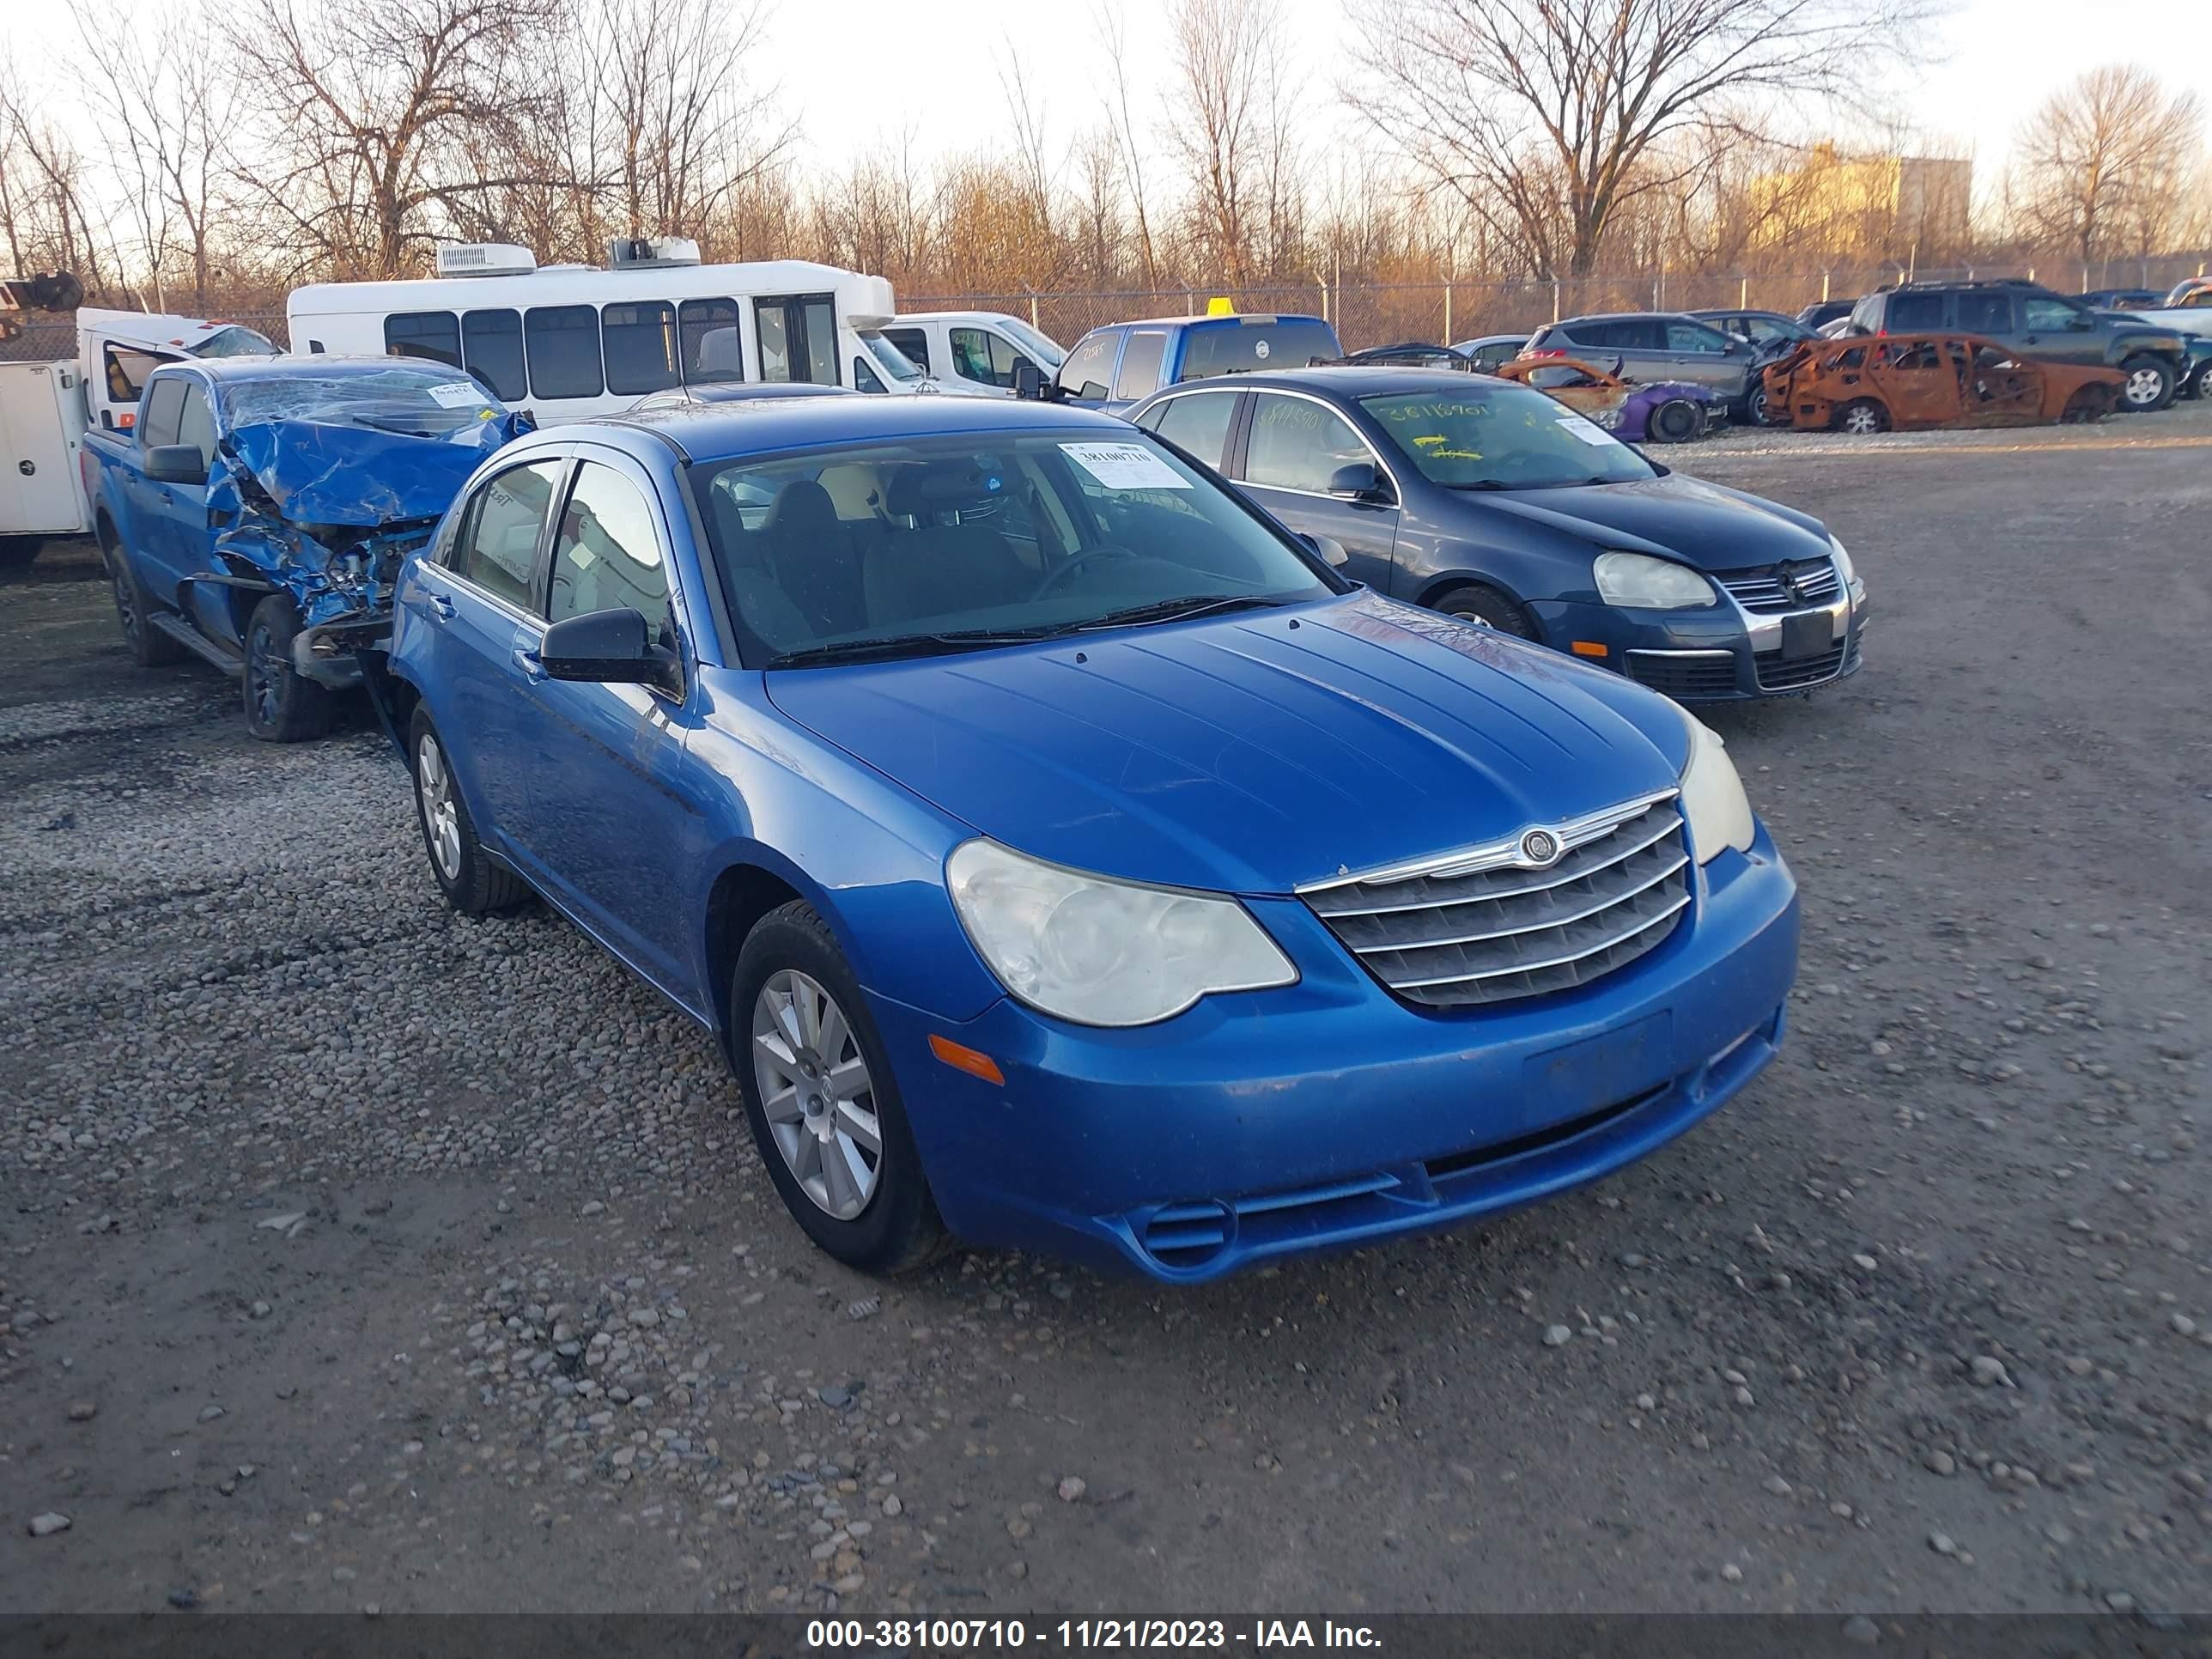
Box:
1841 405 1883 435
750 969 882 1220
2124 367 2166 409
415 731 463 883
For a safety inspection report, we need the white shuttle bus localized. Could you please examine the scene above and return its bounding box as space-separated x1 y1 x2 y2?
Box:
285 240 942 422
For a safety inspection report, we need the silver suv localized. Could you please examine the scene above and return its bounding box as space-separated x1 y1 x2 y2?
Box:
1523 312 1759 416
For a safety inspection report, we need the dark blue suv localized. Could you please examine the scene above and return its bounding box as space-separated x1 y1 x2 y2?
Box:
1127 366 1869 702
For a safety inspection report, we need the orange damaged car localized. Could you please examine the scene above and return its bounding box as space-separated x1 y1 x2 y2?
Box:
1761 334 2124 434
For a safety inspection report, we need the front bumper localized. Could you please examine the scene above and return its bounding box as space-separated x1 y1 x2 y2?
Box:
867 823 1800 1281
1530 591 1866 702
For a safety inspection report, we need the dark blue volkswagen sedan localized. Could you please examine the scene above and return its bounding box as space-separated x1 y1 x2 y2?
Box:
1127 367 1868 702
378 396 1800 1280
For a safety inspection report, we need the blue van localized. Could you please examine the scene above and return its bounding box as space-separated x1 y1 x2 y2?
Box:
1051 313 1342 410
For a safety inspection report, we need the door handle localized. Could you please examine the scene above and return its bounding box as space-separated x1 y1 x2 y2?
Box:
428 592 456 622
512 645 547 683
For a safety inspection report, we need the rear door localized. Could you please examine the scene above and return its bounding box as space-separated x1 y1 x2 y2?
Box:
1954 289 2017 350
1230 390 1400 591
417 454 568 854
1590 318 1669 383
0 364 82 535
1132 387 1244 471
1868 340 1962 428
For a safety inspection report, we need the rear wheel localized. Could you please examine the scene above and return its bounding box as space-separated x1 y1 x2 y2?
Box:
734 901 948 1275
101 525 184 666
409 708 527 915
1743 383 1774 427
2117 354 2174 413
1647 398 1704 443
242 593 333 743
2061 388 2112 424
1836 398 1889 436
1435 582 1540 640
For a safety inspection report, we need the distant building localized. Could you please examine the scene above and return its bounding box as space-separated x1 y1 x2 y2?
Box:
1747 148 1973 259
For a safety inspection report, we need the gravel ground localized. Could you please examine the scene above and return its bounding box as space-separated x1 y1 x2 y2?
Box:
2 422 2209 1619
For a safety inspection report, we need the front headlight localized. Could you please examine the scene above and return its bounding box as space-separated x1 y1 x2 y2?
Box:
1827 533 1865 599
1678 716 1755 864
945 840 1297 1027
1594 550 1717 610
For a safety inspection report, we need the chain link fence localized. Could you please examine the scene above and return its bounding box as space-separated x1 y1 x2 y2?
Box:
8 254 2206 366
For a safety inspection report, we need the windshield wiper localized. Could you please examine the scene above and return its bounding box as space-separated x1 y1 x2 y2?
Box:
765 627 1062 668
1075 593 1286 631
1442 479 1518 491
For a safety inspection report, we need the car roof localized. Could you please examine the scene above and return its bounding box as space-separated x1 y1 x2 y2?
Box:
593 392 1137 462
1139 365 1522 400
1084 313 1329 332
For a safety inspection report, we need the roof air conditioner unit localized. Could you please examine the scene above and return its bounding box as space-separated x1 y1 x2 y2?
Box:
434 243 538 278
608 236 702 270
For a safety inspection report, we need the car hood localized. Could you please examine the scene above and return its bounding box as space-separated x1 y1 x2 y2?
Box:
1475 473 1830 571
764 592 1689 895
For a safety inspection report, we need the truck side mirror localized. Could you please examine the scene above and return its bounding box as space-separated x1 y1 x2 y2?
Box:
144 444 208 486
1012 362 1043 400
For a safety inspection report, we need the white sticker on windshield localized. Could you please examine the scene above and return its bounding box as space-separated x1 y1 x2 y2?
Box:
1557 413 1618 446
1059 441 1192 490
428 380 484 409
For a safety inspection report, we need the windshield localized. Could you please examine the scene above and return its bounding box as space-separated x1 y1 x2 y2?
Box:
693 430 1339 666
188 325 280 359
221 367 510 438
1360 385 1657 489
857 331 924 383
999 317 1066 368
1178 318 1340 380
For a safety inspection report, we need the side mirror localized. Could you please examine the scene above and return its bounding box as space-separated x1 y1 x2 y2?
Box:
144 443 207 486
1299 532 1350 568
2068 314 2095 331
1012 362 1043 400
540 606 659 684
1328 461 1383 501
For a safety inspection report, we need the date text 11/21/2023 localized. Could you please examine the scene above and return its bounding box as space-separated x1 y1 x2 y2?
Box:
805 1620 1383 1649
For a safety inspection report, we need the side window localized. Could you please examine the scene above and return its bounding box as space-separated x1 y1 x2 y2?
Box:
139 376 186 447
884 327 929 374
949 327 997 386
1888 293 1945 331
1244 394 1374 493
1666 321 1729 353
453 459 562 609
525 306 605 399
2021 297 2077 333
462 309 528 401
1957 292 2014 334
105 344 174 405
1057 331 1118 400
603 301 679 395
854 356 884 393
175 385 216 465
1151 392 1239 470
386 311 462 368
1113 331 1170 399
549 462 675 648
679 298 743 384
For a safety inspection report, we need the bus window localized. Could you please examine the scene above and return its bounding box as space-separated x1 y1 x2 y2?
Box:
678 298 743 384
462 309 527 401
386 310 462 368
526 305 605 399
755 295 839 386
603 301 679 394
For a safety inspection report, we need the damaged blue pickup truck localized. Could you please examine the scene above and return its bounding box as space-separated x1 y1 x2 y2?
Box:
82 357 532 739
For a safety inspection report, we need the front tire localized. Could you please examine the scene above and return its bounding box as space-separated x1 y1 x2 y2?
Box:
733 901 947 1274
1836 398 1889 435
1647 398 1704 443
1435 582 1540 640
2117 354 2174 413
408 708 526 915
242 594 332 743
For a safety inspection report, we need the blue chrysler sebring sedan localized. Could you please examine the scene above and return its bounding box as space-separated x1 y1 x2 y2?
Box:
1126 367 1868 702
377 395 1800 1280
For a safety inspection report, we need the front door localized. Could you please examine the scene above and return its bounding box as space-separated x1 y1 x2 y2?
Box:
755 294 840 386
1232 391 1401 592
509 454 704 994
2019 295 2099 366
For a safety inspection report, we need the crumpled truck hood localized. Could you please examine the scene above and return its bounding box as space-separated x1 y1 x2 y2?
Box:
206 413 528 633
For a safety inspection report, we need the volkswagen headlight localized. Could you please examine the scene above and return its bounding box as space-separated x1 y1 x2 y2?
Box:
1594 550 1717 609
1828 533 1865 601
946 840 1296 1027
1678 716 1754 864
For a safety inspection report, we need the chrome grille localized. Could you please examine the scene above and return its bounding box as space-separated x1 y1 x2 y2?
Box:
1717 558 1840 614
1301 794 1691 1009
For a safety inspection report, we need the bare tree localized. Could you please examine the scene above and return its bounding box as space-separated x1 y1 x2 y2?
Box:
1346 0 1946 279
1165 0 1284 287
1095 3 1160 293
2009 66 2204 265
0 68 112 295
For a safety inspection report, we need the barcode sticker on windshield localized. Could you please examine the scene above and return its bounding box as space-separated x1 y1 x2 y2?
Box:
428 381 484 409
1557 413 1617 446
1060 441 1191 490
